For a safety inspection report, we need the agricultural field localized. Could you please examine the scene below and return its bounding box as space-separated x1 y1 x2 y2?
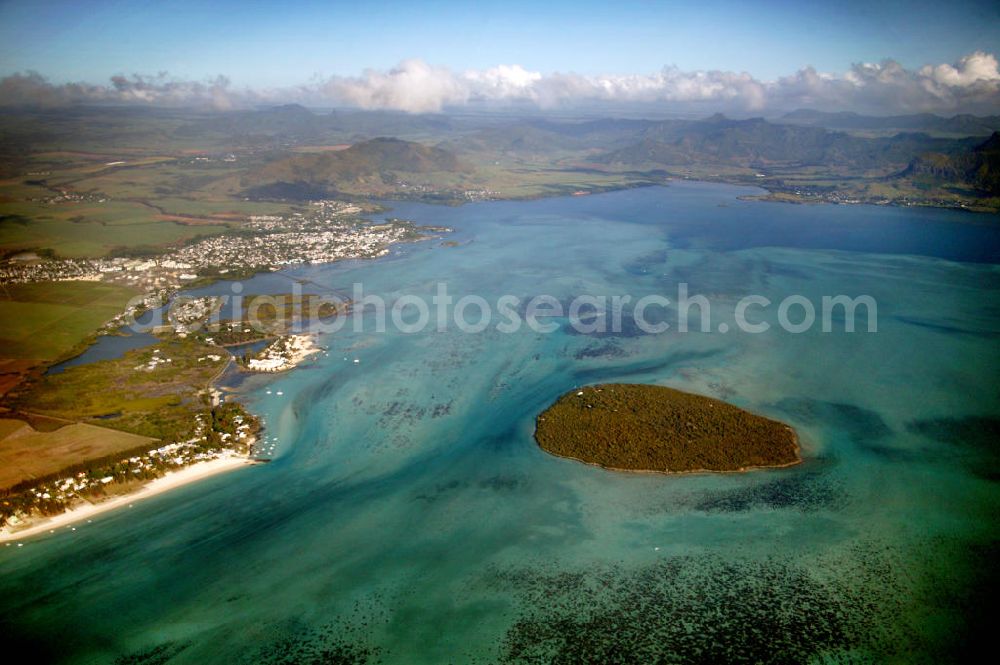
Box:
0 201 232 258
140 196 300 219
0 419 157 489
0 155 246 258
0 280 141 364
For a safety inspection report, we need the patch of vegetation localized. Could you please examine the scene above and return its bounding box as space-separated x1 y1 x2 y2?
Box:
0 401 258 526
236 293 346 329
3 337 227 439
535 383 799 473
0 280 141 363
0 199 230 258
172 292 348 346
0 419 156 489
113 641 190 665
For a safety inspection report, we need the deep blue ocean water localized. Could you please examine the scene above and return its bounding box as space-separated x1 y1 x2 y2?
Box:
2 183 999 663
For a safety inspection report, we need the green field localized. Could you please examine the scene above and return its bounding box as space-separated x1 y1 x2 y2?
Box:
0 419 157 489
144 196 301 217
0 281 140 362
0 152 250 259
469 161 663 198
0 198 231 257
5 336 227 439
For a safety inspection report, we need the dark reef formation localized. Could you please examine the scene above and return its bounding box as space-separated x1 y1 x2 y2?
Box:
484 546 912 664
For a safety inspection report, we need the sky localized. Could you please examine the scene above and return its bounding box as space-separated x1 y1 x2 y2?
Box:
1 0 999 114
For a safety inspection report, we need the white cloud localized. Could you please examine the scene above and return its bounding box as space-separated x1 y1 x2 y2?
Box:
463 64 542 99
317 63 772 111
920 51 1000 88
319 59 468 113
313 53 1000 114
3 52 1000 115
0 71 247 110
108 73 239 109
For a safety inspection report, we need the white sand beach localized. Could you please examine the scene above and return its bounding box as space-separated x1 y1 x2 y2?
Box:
1 455 256 544
245 334 322 372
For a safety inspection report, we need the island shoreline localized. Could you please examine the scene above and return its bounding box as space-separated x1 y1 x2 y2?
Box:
533 433 803 477
534 383 803 475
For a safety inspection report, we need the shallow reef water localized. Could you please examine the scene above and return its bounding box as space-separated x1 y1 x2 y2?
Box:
2 183 998 663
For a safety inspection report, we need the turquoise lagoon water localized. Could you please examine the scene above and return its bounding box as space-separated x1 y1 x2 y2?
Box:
2 183 999 663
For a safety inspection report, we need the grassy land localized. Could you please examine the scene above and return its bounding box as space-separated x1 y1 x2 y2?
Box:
0 198 231 257
141 196 300 218
0 150 251 258
234 293 346 329
4 336 228 440
0 147 312 259
466 160 665 198
0 330 267 517
0 281 141 363
535 383 800 473
2 290 323 440
0 419 156 489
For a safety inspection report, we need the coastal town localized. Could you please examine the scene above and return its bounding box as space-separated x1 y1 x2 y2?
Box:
0 323 327 538
0 200 448 291
0 401 260 538
0 195 449 540
0 309 332 538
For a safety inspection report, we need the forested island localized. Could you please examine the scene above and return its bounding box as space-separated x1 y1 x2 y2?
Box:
535 384 800 473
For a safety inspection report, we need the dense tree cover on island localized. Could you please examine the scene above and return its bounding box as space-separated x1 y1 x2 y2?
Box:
535 384 799 473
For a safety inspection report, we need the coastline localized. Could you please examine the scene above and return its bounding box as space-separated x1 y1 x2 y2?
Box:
535 444 803 476
243 333 322 373
1 455 257 543
0 230 417 537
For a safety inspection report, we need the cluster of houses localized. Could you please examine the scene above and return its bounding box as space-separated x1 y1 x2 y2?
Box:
1 202 429 293
245 334 319 372
33 190 108 204
1 408 257 530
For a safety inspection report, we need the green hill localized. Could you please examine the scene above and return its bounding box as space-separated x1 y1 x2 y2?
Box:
596 116 976 174
903 132 1000 195
780 109 1000 137
174 104 327 141
241 137 466 198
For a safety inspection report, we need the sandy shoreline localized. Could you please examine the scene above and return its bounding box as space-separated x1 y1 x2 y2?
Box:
1 455 256 543
244 333 322 373
285 334 322 368
2 332 316 544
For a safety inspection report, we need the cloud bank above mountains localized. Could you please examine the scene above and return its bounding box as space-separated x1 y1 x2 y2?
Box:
0 72 244 110
3 52 1000 116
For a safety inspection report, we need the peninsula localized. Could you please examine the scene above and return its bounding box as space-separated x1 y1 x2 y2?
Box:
0 291 343 539
535 384 800 473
